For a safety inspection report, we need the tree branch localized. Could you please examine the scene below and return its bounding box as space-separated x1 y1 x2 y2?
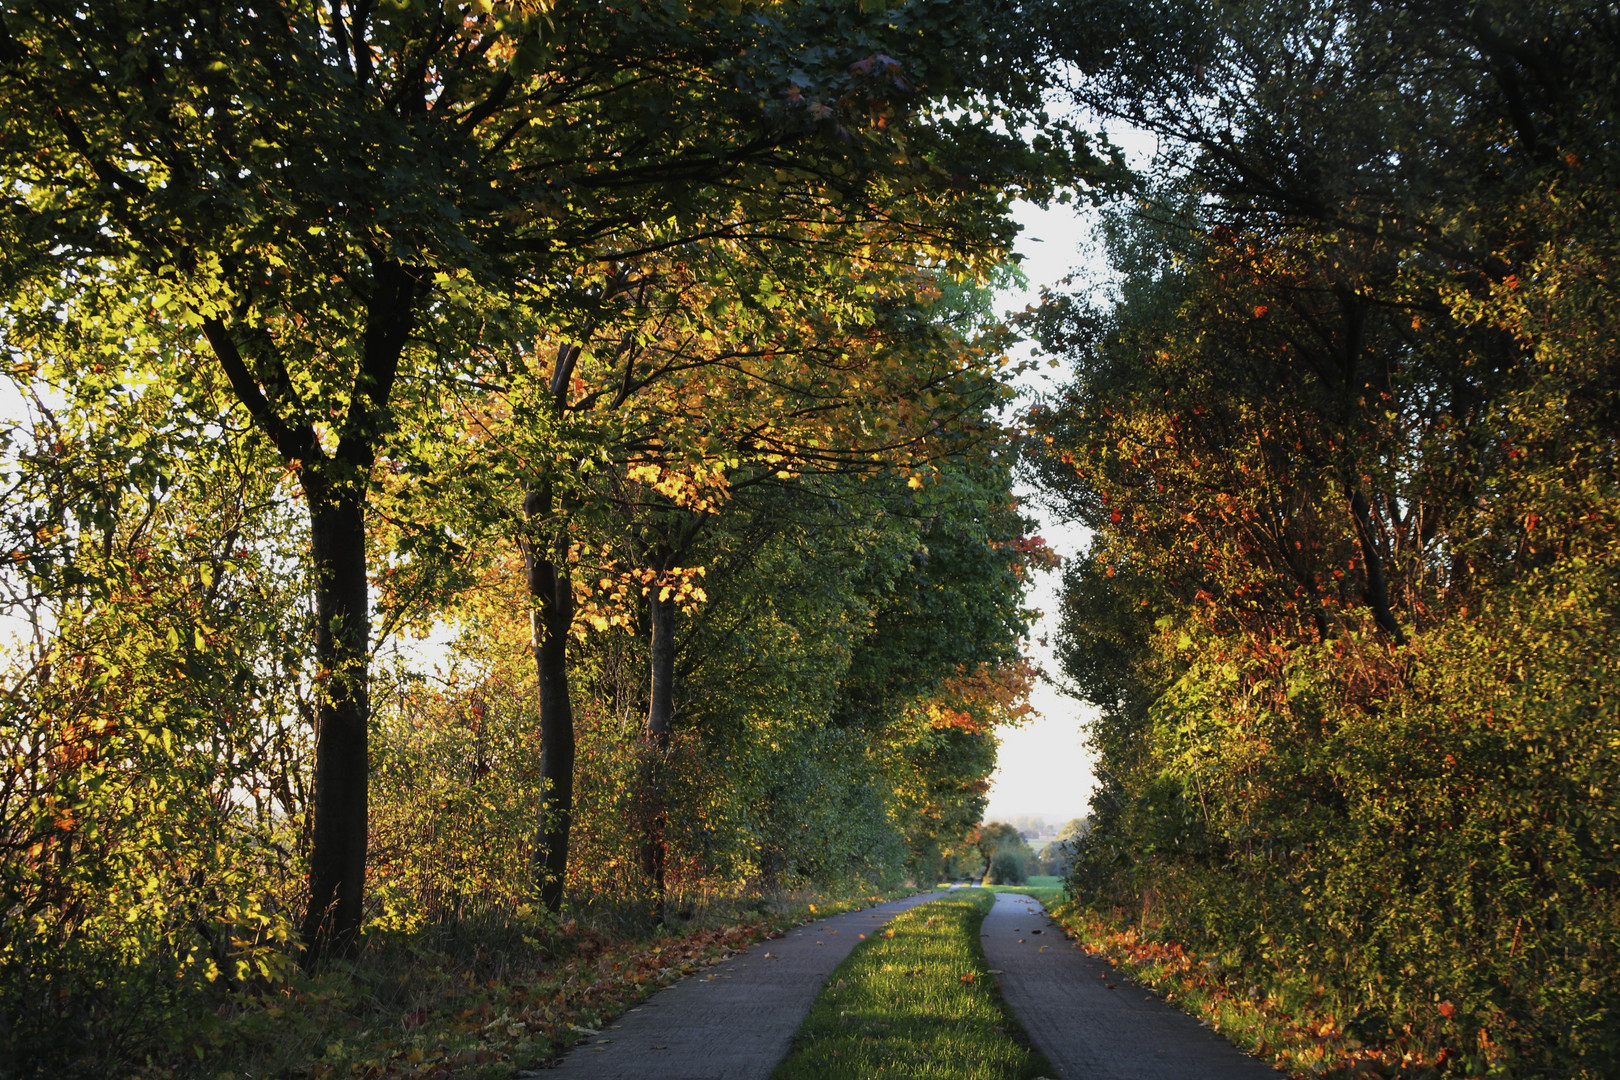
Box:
202 317 322 466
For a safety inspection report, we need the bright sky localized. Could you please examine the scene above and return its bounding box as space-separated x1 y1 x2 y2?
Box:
980 197 1104 827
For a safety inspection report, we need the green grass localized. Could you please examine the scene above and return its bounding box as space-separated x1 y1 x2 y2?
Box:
773 889 1053 1080
983 875 1065 908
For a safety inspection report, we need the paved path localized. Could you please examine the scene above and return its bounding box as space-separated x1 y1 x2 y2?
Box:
530 892 944 1080
982 892 1280 1079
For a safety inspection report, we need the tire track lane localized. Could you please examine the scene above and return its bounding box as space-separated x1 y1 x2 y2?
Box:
530 891 945 1080
981 892 1281 1079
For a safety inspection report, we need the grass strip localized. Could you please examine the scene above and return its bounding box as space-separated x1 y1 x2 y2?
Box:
773 889 1053 1080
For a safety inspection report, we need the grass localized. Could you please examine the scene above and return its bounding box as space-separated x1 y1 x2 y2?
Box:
937 875 1067 909
773 889 1054 1080
189 887 911 1080
983 875 1065 908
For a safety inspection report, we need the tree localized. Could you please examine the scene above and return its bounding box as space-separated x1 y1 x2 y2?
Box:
604 277 1033 908
880 659 1037 882
1028 0 1620 1069
987 848 1026 886
1 0 1083 952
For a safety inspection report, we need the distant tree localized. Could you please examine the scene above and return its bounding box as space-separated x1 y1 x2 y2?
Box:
988 848 1027 886
972 822 1020 865
972 820 1039 881
1006 814 1051 838
1058 817 1091 843
1041 817 1090 876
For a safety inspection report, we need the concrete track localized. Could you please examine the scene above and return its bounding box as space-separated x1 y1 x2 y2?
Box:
531 888 1280 1079
981 891 1281 1079
530 892 944 1080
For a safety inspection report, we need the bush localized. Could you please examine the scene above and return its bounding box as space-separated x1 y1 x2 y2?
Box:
1068 554 1620 1076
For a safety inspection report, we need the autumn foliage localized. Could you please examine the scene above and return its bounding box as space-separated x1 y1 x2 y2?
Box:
1029 3 1620 1076
0 0 1079 1071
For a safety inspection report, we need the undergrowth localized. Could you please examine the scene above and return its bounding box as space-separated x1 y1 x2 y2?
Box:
58 887 907 1080
1048 900 1487 1079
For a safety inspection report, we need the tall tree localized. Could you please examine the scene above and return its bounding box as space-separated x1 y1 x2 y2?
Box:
1028 1 1620 1070
1 0 1079 949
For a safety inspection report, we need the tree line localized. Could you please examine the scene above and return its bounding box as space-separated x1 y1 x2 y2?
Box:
1026 2 1620 1075
7 0 1614 1076
0 0 1110 1068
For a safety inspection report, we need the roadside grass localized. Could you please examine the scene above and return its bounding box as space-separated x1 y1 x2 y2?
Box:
984 875 1065 908
1049 900 1454 1079
773 889 1053 1080
193 887 909 1080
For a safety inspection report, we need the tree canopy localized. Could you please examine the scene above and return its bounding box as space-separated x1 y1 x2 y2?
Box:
1027 1 1620 1074
0 0 1082 1068
5 0 1617 1075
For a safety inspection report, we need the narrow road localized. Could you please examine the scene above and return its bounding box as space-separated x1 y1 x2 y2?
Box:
528 892 944 1080
982 892 1280 1079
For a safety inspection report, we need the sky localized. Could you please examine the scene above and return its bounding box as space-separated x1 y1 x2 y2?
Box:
978 197 1104 828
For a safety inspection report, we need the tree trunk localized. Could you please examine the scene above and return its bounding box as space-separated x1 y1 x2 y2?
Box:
648 589 676 747
300 480 371 962
525 489 576 913
641 587 676 922
1348 484 1407 646
201 259 420 966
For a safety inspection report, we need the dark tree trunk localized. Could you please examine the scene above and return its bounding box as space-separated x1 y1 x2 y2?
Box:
203 259 419 967
647 590 676 746
525 489 576 913
300 480 372 961
641 588 676 921
1348 484 1407 646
